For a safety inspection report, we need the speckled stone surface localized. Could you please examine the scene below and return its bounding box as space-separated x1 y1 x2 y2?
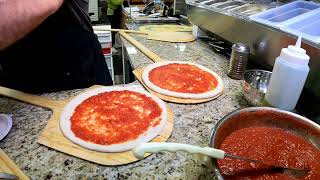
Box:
0 23 249 179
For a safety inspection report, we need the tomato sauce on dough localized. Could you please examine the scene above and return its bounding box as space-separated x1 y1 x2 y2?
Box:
149 63 218 93
70 90 162 145
218 127 320 179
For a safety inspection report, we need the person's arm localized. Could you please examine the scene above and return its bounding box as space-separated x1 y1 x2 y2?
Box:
0 0 64 50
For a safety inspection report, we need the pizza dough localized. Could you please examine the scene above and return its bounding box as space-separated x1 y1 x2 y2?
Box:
139 25 192 33
142 61 224 99
60 86 167 152
147 32 196 43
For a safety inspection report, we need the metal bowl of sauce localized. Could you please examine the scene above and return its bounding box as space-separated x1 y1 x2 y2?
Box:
209 107 320 179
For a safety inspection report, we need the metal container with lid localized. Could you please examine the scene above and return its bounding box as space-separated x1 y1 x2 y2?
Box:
227 43 250 80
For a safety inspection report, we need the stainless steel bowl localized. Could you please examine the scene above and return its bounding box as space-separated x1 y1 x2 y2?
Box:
242 69 272 106
209 107 320 180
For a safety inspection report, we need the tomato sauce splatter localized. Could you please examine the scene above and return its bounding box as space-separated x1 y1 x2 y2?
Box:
70 90 163 145
149 63 218 94
218 127 320 180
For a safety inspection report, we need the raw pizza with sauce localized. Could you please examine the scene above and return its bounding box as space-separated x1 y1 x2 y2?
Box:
60 86 167 152
142 61 224 99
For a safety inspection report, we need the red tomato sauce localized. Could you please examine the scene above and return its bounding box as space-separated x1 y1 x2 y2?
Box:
218 127 320 179
70 90 163 145
149 63 218 94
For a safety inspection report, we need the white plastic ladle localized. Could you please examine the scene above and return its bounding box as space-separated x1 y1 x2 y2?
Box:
133 142 225 160
133 142 308 177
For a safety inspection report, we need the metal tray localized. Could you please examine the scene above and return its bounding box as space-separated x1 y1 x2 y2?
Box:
229 4 270 15
214 1 246 10
204 0 227 6
194 0 208 3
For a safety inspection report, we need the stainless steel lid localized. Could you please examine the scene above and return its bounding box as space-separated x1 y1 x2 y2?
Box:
232 43 250 53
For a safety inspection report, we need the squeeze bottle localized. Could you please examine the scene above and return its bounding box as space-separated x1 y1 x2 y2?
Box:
265 37 310 111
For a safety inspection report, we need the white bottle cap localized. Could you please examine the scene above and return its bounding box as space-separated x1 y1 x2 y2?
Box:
280 36 310 66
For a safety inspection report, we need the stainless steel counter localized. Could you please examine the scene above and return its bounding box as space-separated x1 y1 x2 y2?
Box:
187 0 320 122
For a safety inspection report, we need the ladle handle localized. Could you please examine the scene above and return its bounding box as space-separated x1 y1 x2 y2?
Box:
133 142 225 159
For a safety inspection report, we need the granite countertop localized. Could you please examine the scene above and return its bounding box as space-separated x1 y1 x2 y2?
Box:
0 24 249 179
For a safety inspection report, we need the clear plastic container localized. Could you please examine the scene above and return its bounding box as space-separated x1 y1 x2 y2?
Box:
281 9 320 44
250 1 320 28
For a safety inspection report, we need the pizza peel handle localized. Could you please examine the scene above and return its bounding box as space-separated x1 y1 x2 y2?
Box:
0 86 61 109
119 31 163 63
92 27 148 35
132 142 225 159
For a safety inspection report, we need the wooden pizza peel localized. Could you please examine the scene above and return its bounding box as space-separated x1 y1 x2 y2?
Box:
132 67 223 104
146 32 195 43
93 27 148 35
0 149 29 180
93 26 195 43
118 32 223 103
0 86 174 165
138 25 192 33
119 31 164 62
138 24 194 43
